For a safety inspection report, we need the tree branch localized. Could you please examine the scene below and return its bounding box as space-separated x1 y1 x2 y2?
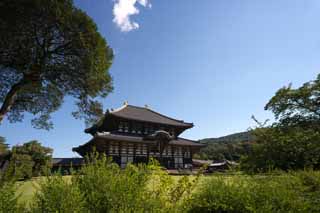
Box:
0 78 28 123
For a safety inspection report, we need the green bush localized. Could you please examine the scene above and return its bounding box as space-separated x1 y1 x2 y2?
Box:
295 170 320 212
186 174 310 213
74 155 197 212
14 154 320 212
0 182 25 213
241 127 320 172
31 175 84 213
75 155 148 212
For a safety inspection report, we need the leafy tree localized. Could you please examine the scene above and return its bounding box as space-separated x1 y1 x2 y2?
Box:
8 152 34 179
241 127 320 172
0 0 113 129
8 141 52 179
265 74 320 129
242 74 320 172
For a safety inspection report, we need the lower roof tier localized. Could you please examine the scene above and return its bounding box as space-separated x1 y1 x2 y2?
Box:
73 132 205 156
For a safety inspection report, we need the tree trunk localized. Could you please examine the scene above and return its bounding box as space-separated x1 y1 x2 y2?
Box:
0 79 27 124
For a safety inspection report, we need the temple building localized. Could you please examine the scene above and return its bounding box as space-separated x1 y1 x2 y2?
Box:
72 102 205 169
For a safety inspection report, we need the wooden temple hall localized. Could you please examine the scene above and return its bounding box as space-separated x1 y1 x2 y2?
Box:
73 102 205 169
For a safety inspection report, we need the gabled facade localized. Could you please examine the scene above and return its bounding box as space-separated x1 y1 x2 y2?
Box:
73 103 205 169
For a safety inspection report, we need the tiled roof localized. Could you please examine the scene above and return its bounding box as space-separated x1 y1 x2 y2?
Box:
109 104 193 127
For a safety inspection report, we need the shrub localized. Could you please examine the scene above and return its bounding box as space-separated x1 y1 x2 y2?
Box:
0 181 25 213
295 170 320 212
74 154 150 212
241 126 320 173
74 154 199 212
186 174 309 213
31 174 84 213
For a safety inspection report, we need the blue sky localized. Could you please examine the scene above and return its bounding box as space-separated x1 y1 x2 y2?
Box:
1 0 320 157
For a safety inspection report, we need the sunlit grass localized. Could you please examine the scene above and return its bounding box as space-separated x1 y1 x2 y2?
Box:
16 176 72 205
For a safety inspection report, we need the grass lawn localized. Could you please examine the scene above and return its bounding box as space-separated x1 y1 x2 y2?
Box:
16 178 40 204
16 176 72 205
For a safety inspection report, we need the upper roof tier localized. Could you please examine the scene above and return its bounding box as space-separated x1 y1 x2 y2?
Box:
85 103 194 135
109 104 193 127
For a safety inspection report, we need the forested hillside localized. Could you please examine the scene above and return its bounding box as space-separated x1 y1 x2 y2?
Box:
201 131 253 144
197 131 254 161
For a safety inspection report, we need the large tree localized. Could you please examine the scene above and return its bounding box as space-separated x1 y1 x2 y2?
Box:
9 140 53 178
265 74 320 129
0 0 113 129
241 74 320 172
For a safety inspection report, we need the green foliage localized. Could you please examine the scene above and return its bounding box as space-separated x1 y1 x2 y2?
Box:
241 74 320 172
0 0 113 129
241 127 320 172
8 153 34 180
75 154 147 212
186 173 311 213
6 141 52 179
265 74 320 127
27 153 200 212
295 170 320 212
13 141 52 176
0 182 25 213
31 174 84 213
7 166 320 212
74 154 198 212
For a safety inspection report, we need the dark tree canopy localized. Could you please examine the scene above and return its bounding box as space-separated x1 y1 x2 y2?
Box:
0 0 113 129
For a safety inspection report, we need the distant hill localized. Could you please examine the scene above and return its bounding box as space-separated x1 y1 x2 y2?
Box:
200 131 254 144
196 131 255 162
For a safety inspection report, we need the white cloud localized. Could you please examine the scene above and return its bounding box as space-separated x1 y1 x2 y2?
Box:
113 0 151 32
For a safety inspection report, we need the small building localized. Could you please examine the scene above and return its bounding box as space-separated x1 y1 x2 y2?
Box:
52 158 85 174
192 159 239 172
207 161 239 172
72 103 205 169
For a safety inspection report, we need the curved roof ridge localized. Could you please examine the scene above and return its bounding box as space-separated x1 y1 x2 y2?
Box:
110 104 128 113
144 106 193 125
114 104 193 126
